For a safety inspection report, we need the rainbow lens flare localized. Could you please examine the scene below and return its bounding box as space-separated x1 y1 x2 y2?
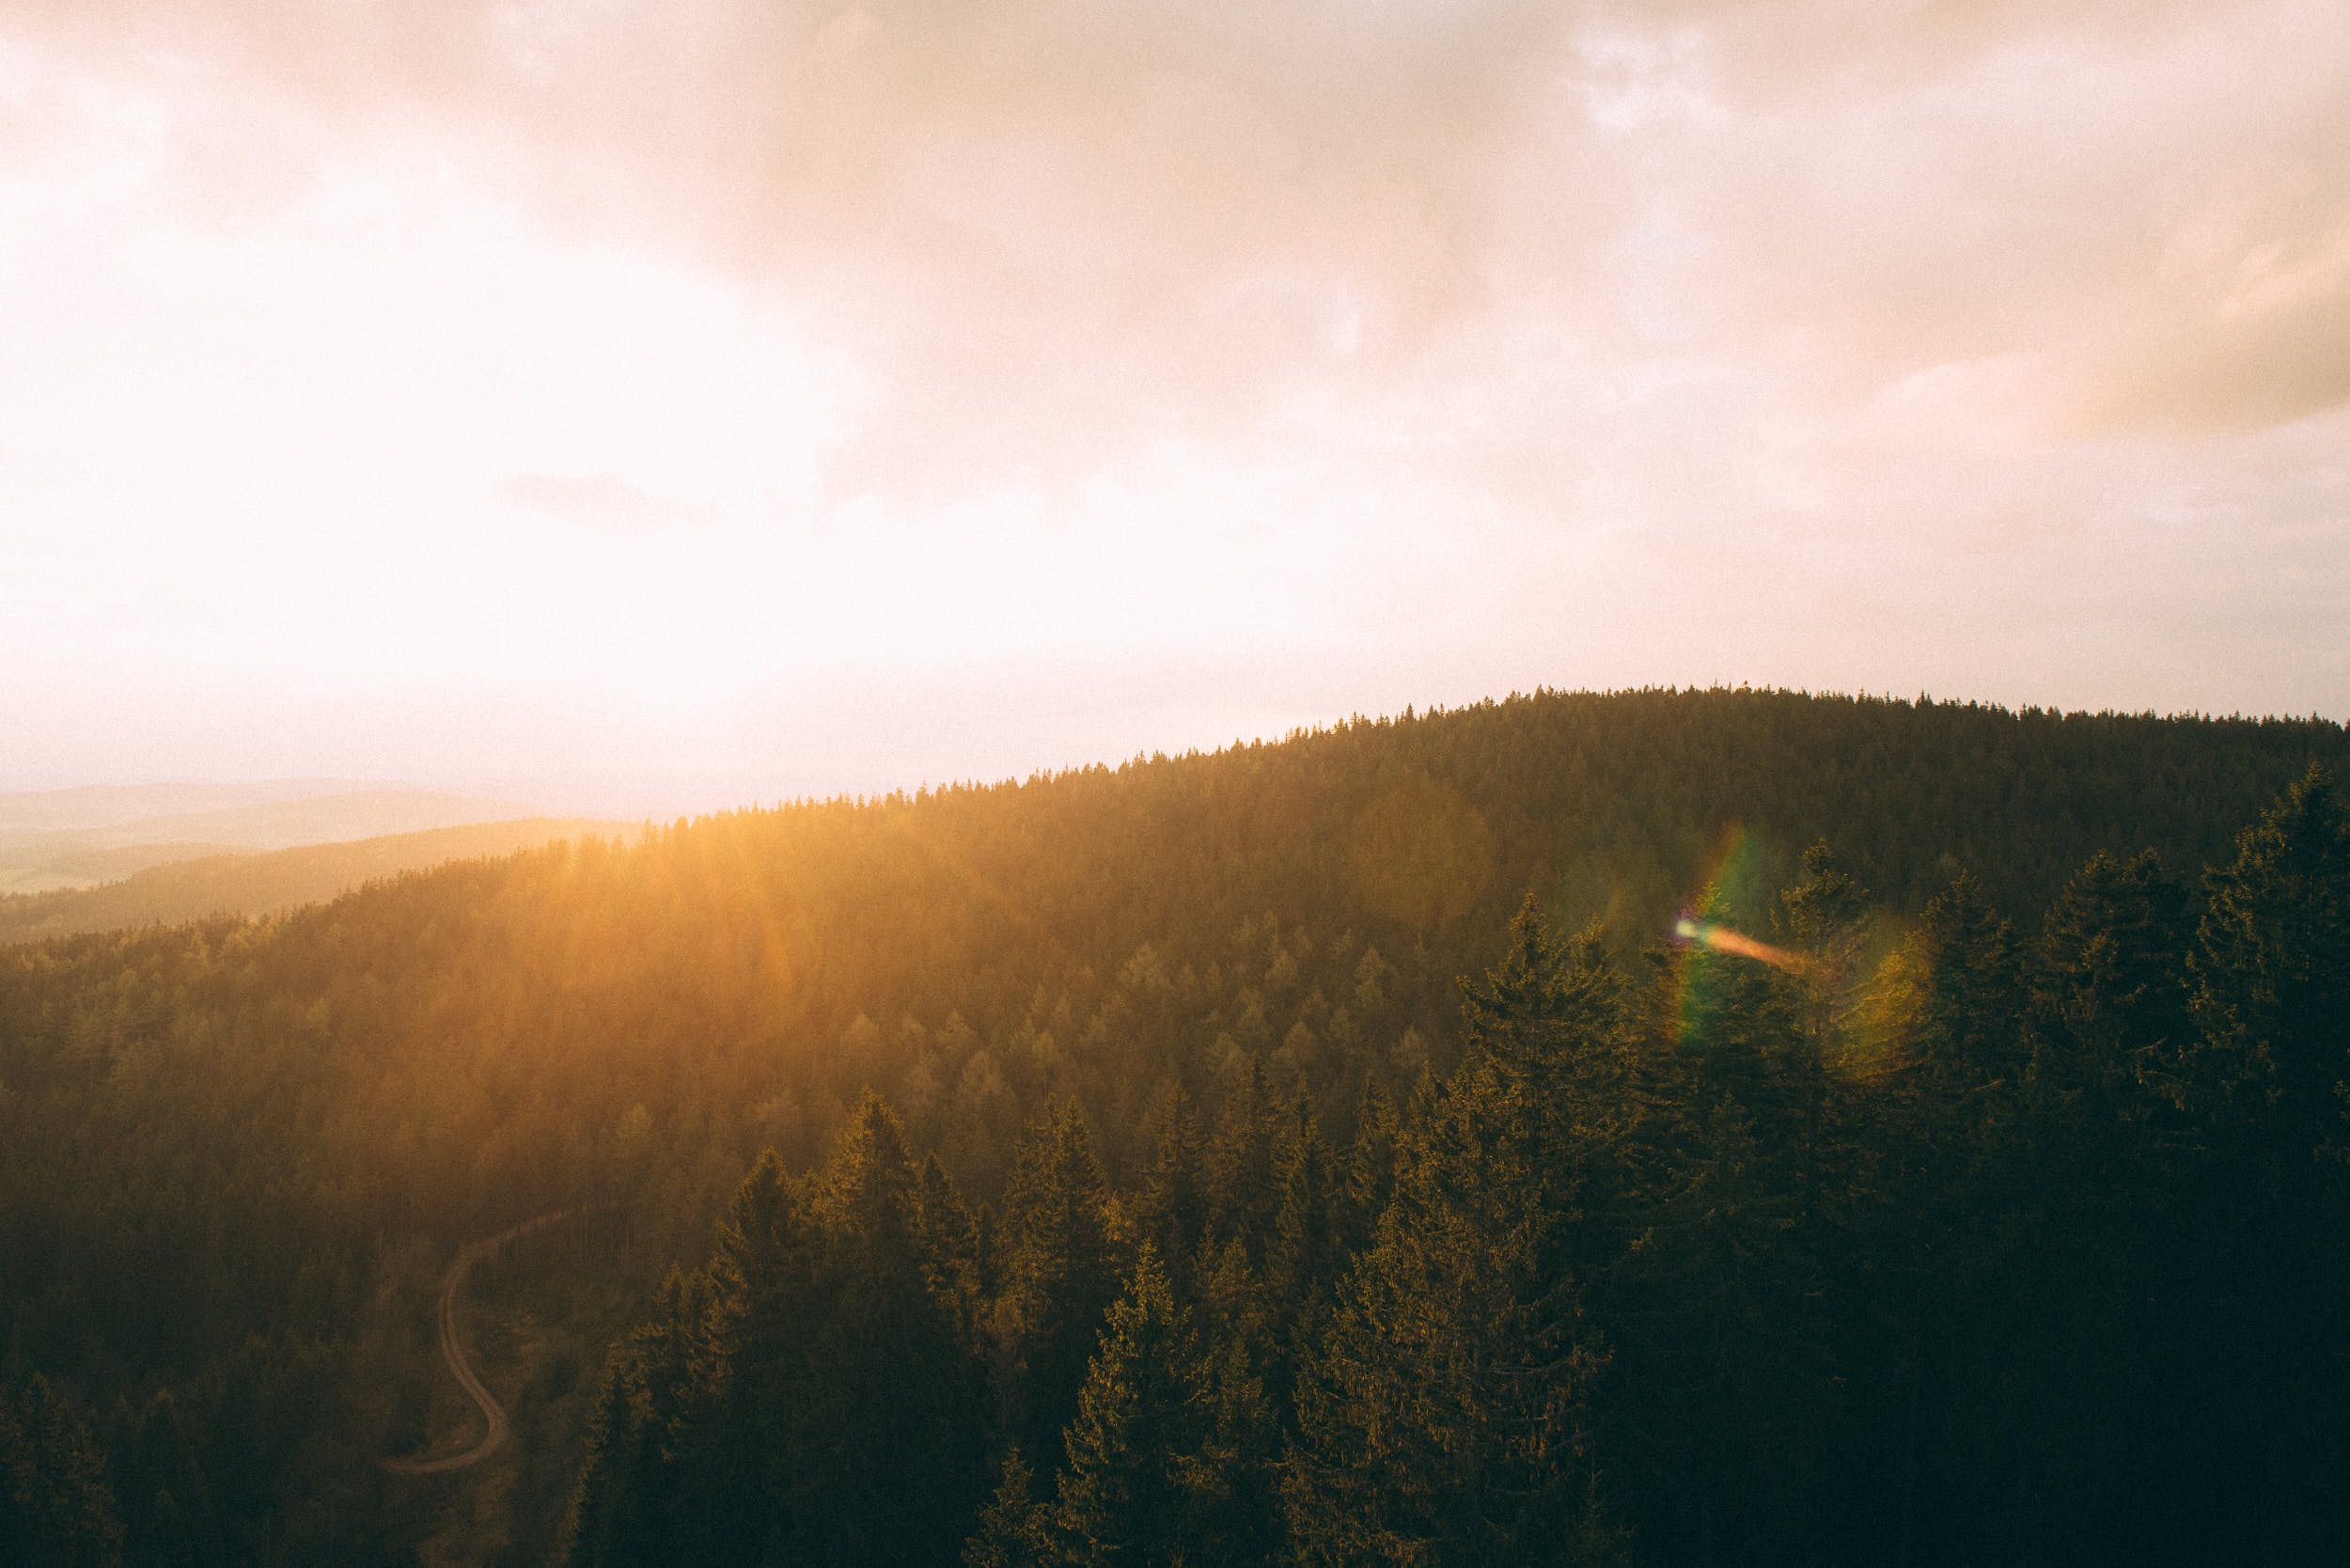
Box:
1671 913 1804 974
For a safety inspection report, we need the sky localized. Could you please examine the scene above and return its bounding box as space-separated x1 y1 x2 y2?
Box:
4 0 2344 814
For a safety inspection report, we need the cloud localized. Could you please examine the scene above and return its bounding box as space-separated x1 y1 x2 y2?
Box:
1589 0 2350 437
6 0 2348 786
14 0 2348 495
4 2 1573 492
493 472 717 530
2073 199 2350 434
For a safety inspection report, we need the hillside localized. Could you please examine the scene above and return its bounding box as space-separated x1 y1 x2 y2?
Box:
0 779 386 836
0 818 628 946
1 687 2344 1566
0 784 563 895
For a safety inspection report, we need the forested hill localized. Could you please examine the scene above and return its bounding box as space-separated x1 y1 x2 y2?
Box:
2 686 2345 1565
0 817 623 947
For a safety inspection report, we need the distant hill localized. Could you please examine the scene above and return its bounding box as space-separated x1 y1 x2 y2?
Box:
0 817 627 945
0 784 562 894
0 778 384 837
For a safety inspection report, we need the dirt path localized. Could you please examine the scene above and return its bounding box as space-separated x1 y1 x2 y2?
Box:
383 1209 585 1475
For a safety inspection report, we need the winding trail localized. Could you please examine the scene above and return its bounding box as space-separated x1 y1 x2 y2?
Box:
382 1208 588 1475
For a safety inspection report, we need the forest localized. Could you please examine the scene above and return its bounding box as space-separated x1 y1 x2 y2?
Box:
2 685 2345 1565
0 818 619 947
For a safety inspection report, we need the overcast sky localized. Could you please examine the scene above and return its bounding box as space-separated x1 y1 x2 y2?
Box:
5 1 2343 812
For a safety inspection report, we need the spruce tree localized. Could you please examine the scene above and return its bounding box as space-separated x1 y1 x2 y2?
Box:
0 1375 124 1568
1623 886 1838 1560
2187 763 2350 1162
806 1094 991 1567
1287 902 1623 1565
996 1099 1125 1466
962 1448 1053 1568
1266 1111 1343 1317
1135 1088 1208 1292
1047 1244 1208 1565
121 1389 222 1568
1959 849 2196 1560
706 1148 825 1562
917 1150 986 1341
1205 1057 1288 1266
557 1356 664 1568
2177 766 2350 1559
1338 1071 1399 1257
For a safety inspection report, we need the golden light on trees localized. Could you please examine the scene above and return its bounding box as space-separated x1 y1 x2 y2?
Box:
1348 777 1493 929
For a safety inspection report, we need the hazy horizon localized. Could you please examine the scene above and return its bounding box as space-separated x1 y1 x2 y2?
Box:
10 681 2342 827
9 1 2345 807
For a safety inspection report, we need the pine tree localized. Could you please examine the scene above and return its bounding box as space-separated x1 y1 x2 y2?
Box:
629 1266 729 1564
119 1389 222 1568
1912 870 2026 1105
761 1100 982 1560
1267 1110 1344 1317
1622 884 1839 1560
1047 1244 1208 1564
1669 879 1805 1123
962 1448 1053 1568
1205 1057 1288 1266
706 1148 826 1563
1184 1238 1284 1564
1287 902 1622 1565
917 1150 986 1340
1608 1096 1832 1562
996 1098 1125 1466
805 1094 991 1567
2187 764 2350 1162
2175 766 2350 1560
1776 840 1872 1093
1135 1088 1208 1292
0 1375 124 1568
2031 850 2192 1138
1338 1072 1399 1257
557 1356 664 1568
1959 849 2199 1560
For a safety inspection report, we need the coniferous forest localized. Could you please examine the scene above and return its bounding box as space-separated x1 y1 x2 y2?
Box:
4 687 2348 1566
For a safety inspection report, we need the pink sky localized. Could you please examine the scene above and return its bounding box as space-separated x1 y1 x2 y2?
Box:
5 2 2344 813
